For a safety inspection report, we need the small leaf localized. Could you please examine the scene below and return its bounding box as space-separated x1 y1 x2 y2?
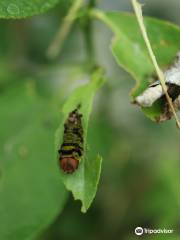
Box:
0 81 68 240
0 0 61 19
55 68 105 212
93 10 180 121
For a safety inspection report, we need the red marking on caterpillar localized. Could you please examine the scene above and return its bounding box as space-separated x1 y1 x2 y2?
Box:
60 157 79 174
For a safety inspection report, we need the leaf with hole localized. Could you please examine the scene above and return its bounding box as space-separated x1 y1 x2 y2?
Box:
93 10 180 121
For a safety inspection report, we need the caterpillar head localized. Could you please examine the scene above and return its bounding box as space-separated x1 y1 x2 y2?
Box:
60 157 79 174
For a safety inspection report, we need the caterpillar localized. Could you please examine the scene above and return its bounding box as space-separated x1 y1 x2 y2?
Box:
58 105 83 174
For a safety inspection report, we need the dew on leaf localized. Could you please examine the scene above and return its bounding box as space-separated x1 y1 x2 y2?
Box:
7 3 20 15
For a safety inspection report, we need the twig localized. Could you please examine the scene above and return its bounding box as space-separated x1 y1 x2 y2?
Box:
46 0 83 60
131 0 180 128
88 0 96 8
83 0 96 65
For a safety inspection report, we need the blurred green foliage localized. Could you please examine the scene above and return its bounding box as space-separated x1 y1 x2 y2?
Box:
0 81 68 240
0 0 180 240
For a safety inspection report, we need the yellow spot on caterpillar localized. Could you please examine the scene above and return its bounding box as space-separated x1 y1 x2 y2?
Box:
62 146 75 151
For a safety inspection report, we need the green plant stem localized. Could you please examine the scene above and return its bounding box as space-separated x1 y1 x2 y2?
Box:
83 0 96 66
89 0 95 8
83 18 94 65
46 0 83 60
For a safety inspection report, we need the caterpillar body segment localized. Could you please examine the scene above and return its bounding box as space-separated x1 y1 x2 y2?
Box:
59 106 84 174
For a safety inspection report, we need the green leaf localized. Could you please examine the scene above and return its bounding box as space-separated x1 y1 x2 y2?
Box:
0 0 61 19
55 68 105 213
0 81 68 240
92 10 180 120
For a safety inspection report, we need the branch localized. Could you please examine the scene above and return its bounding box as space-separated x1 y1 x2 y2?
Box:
46 0 83 60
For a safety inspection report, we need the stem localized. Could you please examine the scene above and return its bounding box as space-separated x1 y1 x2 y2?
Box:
132 0 180 128
46 0 83 60
83 0 96 66
88 0 95 8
